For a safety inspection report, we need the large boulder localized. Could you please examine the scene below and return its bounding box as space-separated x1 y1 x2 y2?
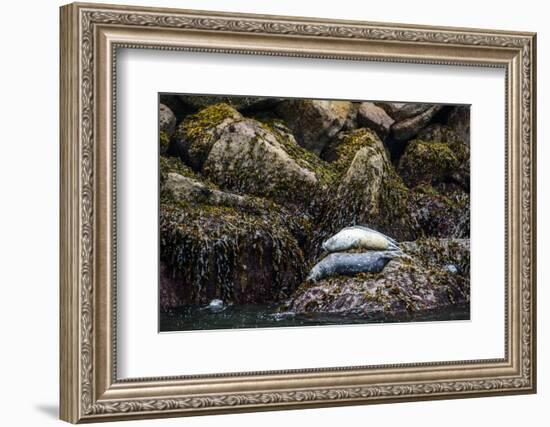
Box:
201 116 334 209
356 102 395 140
275 99 353 154
286 238 469 315
320 129 419 243
397 140 460 189
159 169 309 308
391 105 443 141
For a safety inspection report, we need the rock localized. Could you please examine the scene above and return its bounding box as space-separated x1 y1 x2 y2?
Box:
159 103 177 136
400 238 470 276
417 123 463 144
356 102 395 140
287 238 469 315
159 131 171 155
447 106 470 145
172 103 243 170
410 124 470 192
398 140 460 188
391 105 443 141
160 94 195 123
275 99 353 154
179 95 280 112
162 172 269 212
159 189 307 308
201 117 332 208
408 188 470 238
320 129 419 242
376 102 432 121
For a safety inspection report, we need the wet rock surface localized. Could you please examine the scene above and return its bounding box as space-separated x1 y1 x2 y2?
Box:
286 238 469 315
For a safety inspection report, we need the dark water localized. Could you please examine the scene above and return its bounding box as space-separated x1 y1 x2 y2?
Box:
159 303 470 332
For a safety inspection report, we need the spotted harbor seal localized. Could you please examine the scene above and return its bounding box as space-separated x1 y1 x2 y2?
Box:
322 226 399 253
306 251 400 282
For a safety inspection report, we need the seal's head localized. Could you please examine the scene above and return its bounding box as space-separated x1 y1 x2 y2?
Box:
321 236 338 253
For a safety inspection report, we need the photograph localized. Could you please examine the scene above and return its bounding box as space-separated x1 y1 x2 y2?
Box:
158 94 471 331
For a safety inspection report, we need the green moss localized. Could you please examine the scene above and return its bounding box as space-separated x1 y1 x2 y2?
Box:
176 103 240 170
159 131 171 154
330 128 381 176
160 193 307 304
399 140 460 187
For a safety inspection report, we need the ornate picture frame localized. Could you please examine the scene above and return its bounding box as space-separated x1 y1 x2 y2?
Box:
60 2 536 423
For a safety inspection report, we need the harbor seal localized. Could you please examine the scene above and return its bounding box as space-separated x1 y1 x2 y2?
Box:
322 226 399 253
306 251 400 282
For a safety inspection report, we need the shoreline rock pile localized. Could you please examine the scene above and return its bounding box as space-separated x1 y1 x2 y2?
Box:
158 95 471 317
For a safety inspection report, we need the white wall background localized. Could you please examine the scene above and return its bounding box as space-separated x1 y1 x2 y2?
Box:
0 0 545 425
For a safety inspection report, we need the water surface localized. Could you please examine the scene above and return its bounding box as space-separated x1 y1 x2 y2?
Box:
160 303 470 332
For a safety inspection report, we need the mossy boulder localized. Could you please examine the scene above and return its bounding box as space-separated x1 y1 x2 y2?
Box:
398 140 460 188
159 171 309 308
285 238 469 315
417 123 463 145
202 116 333 209
159 131 171 155
163 172 270 212
320 129 419 243
160 202 307 308
171 103 243 170
275 99 353 154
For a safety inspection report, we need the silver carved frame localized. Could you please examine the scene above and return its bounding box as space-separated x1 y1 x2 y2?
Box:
59 2 537 423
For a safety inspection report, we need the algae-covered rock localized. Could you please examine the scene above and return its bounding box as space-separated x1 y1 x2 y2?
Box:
356 102 395 140
391 105 443 141
160 201 307 308
398 140 460 188
159 131 171 155
408 124 470 192
275 99 353 154
163 172 270 212
321 129 419 242
286 238 469 315
159 168 310 308
202 117 332 209
408 187 470 238
416 123 463 144
172 103 243 170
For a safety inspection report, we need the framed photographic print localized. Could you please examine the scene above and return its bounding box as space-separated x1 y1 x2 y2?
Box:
60 2 537 423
